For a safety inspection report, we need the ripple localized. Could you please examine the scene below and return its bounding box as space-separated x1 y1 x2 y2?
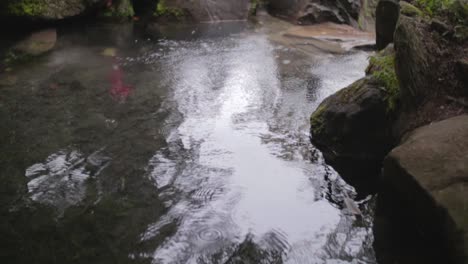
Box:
192 187 220 203
198 228 223 242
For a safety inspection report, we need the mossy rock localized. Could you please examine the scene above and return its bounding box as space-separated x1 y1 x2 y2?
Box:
153 0 187 20
366 45 400 112
310 76 394 191
3 0 103 20
102 0 135 18
400 1 424 17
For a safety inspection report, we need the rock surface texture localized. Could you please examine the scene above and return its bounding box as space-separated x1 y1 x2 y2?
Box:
383 115 468 263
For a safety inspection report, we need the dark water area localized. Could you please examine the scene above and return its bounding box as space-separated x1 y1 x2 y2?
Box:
0 21 377 263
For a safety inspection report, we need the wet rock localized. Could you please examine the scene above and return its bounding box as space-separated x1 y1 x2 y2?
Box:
375 0 399 50
1 0 106 20
383 115 468 263
158 0 251 22
399 1 423 17
13 28 57 56
310 76 393 191
268 0 362 26
357 0 378 31
394 15 431 106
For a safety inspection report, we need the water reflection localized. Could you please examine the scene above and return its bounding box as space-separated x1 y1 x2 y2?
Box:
25 148 110 213
139 32 374 263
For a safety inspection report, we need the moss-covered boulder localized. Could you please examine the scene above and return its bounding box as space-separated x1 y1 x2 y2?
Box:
310 77 394 191
0 0 107 20
310 46 398 191
382 115 468 263
400 1 424 17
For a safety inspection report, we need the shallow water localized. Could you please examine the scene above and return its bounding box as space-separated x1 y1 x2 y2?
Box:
0 21 375 263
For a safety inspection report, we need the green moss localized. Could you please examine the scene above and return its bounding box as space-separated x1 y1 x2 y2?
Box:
7 0 45 17
368 54 400 112
400 1 424 17
449 0 468 25
416 0 453 16
250 0 259 16
154 0 184 18
310 104 327 134
3 50 34 67
104 0 135 18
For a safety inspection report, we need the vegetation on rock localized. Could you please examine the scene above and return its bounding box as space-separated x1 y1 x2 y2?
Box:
7 0 45 17
368 54 399 111
400 1 424 17
153 0 184 18
103 0 135 18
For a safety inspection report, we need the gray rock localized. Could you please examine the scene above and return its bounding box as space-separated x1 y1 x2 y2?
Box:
376 0 400 50
383 115 468 263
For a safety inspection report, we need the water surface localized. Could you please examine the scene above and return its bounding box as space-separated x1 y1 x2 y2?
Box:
0 21 374 264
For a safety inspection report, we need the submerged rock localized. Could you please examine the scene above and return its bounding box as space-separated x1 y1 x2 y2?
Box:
383 115 468 263
375 0 400 50
13 28 57 56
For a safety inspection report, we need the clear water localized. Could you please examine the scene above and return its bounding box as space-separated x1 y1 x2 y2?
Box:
0 21 375 263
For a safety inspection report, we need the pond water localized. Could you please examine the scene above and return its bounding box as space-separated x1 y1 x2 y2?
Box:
0 19 375 264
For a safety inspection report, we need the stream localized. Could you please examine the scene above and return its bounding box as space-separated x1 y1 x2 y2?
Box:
0 18 376 264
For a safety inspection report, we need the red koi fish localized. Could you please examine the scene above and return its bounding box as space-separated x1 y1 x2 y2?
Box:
109 58 132 101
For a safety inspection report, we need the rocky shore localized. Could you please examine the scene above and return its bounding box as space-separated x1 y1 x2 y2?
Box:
310 0 468 263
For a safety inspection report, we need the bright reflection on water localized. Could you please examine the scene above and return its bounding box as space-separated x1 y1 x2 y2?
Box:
137 32 374 263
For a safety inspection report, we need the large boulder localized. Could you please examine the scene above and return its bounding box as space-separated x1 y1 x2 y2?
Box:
0 0 106 20
382 115 468 263
268 0 362 26
375 0 400 50
310 76 394 191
